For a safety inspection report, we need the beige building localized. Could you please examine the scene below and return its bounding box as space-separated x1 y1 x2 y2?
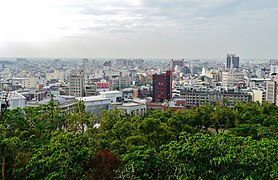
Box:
46 71 65 82
252 89 266 104
69 71 85 97
22 78 39 89
222 70 244 87
266 76 278 105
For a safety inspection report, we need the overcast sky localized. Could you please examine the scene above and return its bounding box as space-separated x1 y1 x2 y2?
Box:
0 0 277 59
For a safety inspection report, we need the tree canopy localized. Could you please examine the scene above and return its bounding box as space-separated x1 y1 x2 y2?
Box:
1 100 278 179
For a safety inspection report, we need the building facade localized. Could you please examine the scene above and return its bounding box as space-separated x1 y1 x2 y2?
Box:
111 102 146 116
252 89 266 104
222 70 244 88
180 87 251 108
152 70 172 102
170 59 184 71
69 71 85 97
80 96 111 116
226 54 239 69
266 76 278 105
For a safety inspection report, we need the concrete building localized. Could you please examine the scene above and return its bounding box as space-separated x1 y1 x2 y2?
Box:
162 99 186 111
180 86 251 108
226 54 239 69
99 91 123 103
96 82 110 92
270 59 278 75
252 89 266 104
27 96 77 113
266 76 278 105
170 59 184 71
69 71 85 97
111 101 146 116
248 78 271 90
270 65 278 75
46 71 64 82
222 70 244 88
8 91 26 109
20 89 48 102
85 83 97 96
22 78 39 89
111 76 131 90
152 70 172 102
80 96 111 116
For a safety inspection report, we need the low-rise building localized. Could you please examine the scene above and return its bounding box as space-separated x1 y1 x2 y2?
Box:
99 91 123 103
79 96 111 116
26 96 77 113
8 91 26 109
111 101 146 116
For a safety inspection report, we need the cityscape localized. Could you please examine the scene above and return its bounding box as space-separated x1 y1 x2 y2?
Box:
1 0 278 179
0 56 277 114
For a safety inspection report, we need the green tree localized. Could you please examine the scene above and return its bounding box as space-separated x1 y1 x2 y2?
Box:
0 137 19 180
25 132 95 179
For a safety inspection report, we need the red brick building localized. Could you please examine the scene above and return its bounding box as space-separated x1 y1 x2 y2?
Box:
152 70 172 102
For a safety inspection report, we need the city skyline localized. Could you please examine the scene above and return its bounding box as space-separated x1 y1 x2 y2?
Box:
0 0 278 58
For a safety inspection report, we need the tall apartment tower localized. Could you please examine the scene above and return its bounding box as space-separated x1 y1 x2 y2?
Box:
69 71 85 97
266 75 278 105
226 54 239 69
152 70 172 102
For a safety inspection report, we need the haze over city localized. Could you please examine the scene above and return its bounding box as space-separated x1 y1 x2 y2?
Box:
0 0 278 58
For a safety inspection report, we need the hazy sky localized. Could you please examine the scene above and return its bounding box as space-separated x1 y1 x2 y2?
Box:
0 0 277 58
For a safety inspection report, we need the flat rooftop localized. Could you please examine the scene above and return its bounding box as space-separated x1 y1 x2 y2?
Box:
79 96 110 102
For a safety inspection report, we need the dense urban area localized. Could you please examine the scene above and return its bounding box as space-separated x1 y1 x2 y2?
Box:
1 56 278 179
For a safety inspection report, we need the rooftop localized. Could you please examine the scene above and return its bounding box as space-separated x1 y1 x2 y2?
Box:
99 90 122 95
79 96 110 102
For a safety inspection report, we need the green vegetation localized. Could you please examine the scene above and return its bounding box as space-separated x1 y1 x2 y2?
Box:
1 100 278 179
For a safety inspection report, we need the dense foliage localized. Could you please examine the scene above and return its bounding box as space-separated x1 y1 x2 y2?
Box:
1 100 278 179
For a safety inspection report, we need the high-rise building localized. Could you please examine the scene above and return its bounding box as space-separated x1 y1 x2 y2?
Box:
69 71 85 97
152 70 172 102
270 59 278 75
170 59 184 71
226 54 239 69
266 75 278 105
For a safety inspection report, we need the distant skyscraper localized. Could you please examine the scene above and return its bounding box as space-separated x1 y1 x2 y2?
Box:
69 71 85 97
152 70 172 102
83 58 89 69
170 59 184 71
226 54 239 69
270 59 278 75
